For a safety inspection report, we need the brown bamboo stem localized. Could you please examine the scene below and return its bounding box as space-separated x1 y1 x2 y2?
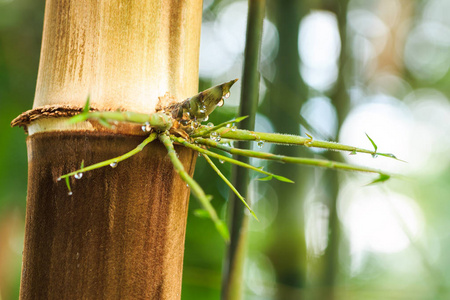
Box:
19 1 202 299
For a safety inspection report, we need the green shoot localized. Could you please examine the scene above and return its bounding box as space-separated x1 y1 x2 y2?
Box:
202 154 258 221
159 134 230 242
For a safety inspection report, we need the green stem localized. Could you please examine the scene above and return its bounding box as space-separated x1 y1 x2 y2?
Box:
201 128 398 159
222 1 265 299
70 107 173 131
195 138 391 176
159 134 229 242
202 154 258 221
170 135 292 183
59 133 158 181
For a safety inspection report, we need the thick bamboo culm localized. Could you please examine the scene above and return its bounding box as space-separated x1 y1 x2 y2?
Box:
20 1 202 299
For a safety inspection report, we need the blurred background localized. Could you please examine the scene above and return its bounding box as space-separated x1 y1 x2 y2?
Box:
1 0 450 299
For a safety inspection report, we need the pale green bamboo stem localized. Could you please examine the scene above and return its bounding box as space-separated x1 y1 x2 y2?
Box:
159 134 229 241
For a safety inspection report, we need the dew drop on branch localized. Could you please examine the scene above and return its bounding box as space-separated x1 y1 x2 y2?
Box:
210 131 219 140
231 125 237 132
74 173 83 180
217 98 224 107
68 191 73 196
57 177 62 182
110 162 118 168
141 122 151 132
203 115 209 122
219 159 224 164
257 141 264 149
207 122 214 128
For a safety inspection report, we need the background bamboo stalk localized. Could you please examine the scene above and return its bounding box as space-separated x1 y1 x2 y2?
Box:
20 0 202 299
221 1 265 299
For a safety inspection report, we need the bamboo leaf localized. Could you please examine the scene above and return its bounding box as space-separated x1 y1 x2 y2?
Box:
365 133 378 154
215 220 230 242
273 174 295 183
202 154 258 221
257 175 273 181
83 97 91 112
194 209 210 218
367 174 391 185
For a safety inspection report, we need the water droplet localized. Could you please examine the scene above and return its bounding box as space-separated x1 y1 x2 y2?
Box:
193 121 200 128
74 173 83 180
199 107 206 114
110 162 118 168
210 132 222 142
257 141 264 149
186 183 190 188
207 122 214 128
57 177 62 182
217 98 224 107
203 115 209 122
372 153 378 158
197 152 201 157
224 92 230 99
141 122 151 132
226 123 232 128
231 125 237 132
349 150 357 155
68 191 73 196
219 159 224 164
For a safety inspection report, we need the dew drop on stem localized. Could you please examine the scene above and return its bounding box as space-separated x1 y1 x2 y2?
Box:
210 131 219 140
57 177 62 182
219 159 224 164
74 173 83 180
223 92 230 99
207 122 214 128
257 141 264 149
231 125 237 132
217 98 224 107
110 162 118 168
68 191 73 196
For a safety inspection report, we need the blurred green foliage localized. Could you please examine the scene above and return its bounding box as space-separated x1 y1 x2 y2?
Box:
2 0 450 300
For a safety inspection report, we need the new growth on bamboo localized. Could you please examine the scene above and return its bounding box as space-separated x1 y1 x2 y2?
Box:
58 80 400 241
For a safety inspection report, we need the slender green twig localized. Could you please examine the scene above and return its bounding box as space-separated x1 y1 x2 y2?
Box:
222 1 266 299
190 116 248 138
159 134 229 242
202 154 258 221
170 135 293 183
194 138 391 176
200 128 398 159
59 133 158 181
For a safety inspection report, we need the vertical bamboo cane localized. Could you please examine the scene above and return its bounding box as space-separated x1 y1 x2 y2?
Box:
18 1 202 299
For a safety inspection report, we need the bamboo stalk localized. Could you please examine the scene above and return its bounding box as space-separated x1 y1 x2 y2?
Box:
222 1 265 299
19 1 202 299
